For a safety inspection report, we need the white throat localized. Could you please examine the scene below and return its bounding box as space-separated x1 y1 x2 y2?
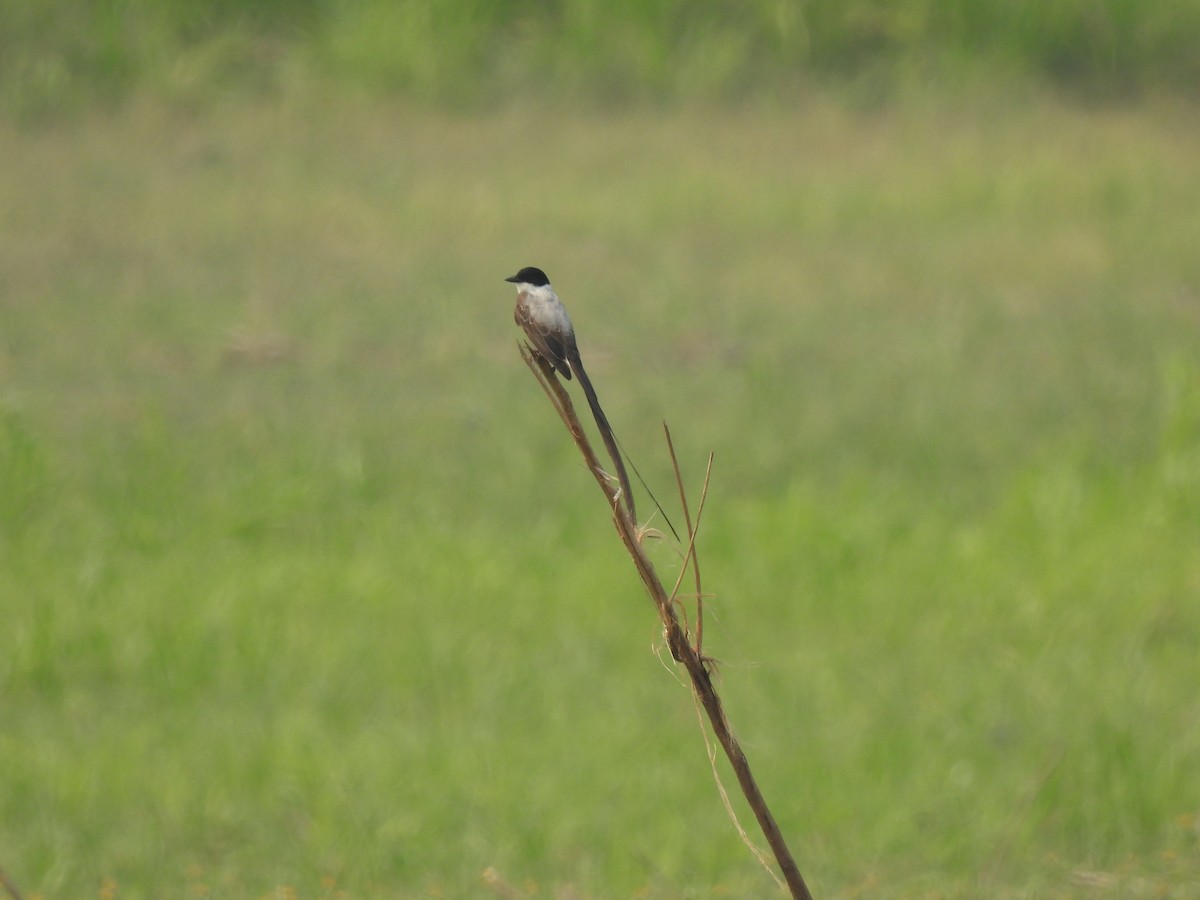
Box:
518 282 573 334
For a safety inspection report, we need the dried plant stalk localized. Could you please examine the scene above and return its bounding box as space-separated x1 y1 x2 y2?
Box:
0 864 23 900
520 345 813 900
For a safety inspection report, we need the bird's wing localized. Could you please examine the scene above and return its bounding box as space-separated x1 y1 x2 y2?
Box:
515 298 573 379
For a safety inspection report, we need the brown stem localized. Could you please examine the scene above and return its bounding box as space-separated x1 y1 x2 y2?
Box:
0 864 24 900
664 422 709 655
520 346 813 900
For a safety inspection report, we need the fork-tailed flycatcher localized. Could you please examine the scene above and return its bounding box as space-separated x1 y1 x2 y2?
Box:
507 265 636 522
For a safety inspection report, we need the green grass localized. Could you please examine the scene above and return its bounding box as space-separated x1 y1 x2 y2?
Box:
4 0 1200 118
2 91 1199 897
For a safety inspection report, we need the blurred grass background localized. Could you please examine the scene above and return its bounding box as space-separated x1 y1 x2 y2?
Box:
4 0 1200 116
2 2 1199 898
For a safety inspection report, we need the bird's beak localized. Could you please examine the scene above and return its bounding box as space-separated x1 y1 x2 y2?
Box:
504 274 519 283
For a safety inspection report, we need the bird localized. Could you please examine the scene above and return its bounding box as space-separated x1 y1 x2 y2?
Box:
507 265 636 523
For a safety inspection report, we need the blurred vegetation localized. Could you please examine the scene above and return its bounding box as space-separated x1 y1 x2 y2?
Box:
3 0 1200 117
2 94 1198 896
3 0 1199 888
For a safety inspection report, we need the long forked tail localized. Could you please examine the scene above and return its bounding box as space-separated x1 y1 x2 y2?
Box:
568 349 637 524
